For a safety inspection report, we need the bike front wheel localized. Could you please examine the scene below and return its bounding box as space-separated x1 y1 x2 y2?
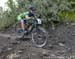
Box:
32 27 48 48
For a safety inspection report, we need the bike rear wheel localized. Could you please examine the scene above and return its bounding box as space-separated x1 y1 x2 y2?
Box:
14 21 33 39
32 27 48 47
13 22 25 38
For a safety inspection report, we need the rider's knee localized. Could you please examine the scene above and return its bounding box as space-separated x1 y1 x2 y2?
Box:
21 20 24 23
21 19 27 24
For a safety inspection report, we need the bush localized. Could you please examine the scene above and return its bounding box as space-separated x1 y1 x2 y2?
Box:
0 0 75 30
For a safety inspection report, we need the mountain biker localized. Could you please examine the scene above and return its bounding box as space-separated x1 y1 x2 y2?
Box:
17 6 35 32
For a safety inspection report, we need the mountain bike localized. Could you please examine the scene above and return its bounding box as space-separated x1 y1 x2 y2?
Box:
14 18 48 47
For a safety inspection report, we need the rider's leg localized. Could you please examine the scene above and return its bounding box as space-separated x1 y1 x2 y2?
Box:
21 20 25 31
29 25 32 31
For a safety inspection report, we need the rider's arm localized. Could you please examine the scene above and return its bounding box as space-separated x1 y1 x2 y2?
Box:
25 15 31 19
17 15 22 21
24 12 31 19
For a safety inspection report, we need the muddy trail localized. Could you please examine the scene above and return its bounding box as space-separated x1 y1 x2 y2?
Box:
0 23 75 59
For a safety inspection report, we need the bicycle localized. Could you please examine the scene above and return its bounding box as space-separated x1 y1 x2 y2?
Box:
14 17 48 48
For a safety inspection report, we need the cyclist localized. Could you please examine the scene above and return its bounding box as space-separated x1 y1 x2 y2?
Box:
17 6 35 32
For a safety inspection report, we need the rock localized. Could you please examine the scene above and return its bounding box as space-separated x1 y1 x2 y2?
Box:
7 53 21 59
48 44 53 49
66 22 70 25
1 46 13 53
71 34 75 36
52 27 55 30
58 43 65 47
55 37 59 40
31 53 36 56
42 50 49 56
71 23 75 26
67 47 72 52
56 50 66 56
17 50 23 54
7 47 13 51
51 54 56 57
57 56 65 59
40 51 50 59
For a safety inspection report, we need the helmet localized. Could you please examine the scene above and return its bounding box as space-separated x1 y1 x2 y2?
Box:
29 6 35 11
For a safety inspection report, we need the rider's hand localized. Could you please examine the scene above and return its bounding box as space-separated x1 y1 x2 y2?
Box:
31 17 35 19
25 15 31 19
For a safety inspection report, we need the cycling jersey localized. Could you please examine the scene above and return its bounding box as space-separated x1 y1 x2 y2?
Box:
17 12 29 21
17 11 34 21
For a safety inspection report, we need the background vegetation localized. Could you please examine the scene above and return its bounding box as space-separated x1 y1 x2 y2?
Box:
0 0 75 30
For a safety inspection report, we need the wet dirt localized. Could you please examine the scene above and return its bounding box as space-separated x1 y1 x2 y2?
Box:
0 23 75 59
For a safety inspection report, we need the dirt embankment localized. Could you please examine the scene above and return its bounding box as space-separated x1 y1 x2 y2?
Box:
0 23 75 59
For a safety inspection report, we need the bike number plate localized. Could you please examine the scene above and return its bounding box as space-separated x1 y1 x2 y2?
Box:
37 19 42 24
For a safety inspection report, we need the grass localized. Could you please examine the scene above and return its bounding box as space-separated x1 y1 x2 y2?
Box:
59 11 75 22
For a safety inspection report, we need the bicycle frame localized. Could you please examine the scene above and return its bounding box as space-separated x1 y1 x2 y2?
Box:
26 19 42 34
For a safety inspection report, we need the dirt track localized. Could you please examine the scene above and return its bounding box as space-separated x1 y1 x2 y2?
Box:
0 23 75 59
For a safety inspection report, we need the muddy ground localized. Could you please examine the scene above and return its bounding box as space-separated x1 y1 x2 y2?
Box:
0 23 75 59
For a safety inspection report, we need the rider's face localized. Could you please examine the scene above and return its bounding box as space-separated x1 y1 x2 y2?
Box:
29 10 35 14
30 10 33 13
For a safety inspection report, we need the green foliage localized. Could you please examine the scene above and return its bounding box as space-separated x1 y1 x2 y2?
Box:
0 0 75 30
59 11 75 22
16 0 75 20
0 0 17 30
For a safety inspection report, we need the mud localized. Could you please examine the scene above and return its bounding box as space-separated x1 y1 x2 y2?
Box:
0 23 75 59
